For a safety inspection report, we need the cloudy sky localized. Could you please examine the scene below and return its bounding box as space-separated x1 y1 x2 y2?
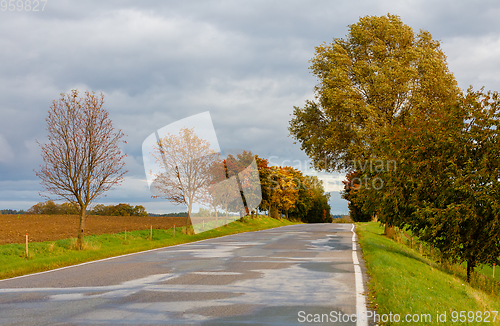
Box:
1 0 499 214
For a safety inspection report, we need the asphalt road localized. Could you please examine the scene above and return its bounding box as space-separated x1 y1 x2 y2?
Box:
0 223 370 326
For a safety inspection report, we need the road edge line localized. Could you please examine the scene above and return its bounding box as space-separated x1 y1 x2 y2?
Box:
352 223 368 326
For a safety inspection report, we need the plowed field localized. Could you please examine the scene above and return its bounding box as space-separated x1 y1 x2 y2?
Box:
0 215 187 245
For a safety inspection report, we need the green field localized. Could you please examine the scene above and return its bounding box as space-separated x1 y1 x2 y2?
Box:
357 222 500 325
0 216 298 280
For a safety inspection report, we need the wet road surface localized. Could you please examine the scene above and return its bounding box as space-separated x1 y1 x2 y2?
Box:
0 223 370 325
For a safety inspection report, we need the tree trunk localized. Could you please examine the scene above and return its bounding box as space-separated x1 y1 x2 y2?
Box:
185 202 194 235
384 224 395 238
77 207 86 250
467 259 476 283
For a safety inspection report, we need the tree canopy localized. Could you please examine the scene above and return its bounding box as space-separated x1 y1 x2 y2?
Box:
363 88 500 281
255 155 332 223
289 14 460 172
289 14 500 281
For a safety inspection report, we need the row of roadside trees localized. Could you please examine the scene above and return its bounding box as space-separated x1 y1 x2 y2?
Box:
256 155 332 223
28 152 331 223
32 89 332 246
149 140 332 223
148 127 332 232
289 13 500 282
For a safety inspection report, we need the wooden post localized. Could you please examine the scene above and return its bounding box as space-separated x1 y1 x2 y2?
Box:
494 263 496 278
125 227 127 243
25 233 28 258
150 224 152 240
173 224 175 237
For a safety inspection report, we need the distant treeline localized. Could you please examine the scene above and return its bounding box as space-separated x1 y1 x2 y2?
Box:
149 212 188 217
0 209 26 215
1 205 216 218
25 201 148 216
92 203 148 217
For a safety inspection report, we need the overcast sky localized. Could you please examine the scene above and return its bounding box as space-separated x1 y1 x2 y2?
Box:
1 0 499 214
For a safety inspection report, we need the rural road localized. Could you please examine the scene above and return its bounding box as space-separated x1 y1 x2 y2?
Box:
0 223 371 325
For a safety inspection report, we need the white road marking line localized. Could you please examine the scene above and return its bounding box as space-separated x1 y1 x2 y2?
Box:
352 251 360 265
192 272 242 275
351 224 368 326
354 264 368 326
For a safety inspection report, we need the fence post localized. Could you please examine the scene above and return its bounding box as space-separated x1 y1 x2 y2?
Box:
173 224 175 237
150 224 152 240
25 233 28 258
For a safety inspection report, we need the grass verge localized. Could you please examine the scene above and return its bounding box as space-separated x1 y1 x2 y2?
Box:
357 222 500 325
0 216 298 281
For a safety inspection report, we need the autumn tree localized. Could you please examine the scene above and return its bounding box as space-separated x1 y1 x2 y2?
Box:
341 171 371 222
200 158 241 220
289 14 460 226
252 154 331 222
264 166 300 219
286 171 313 221
256 156 273 216
302 176 332 223
150 127 220 233
288 174 332 223
36 90 127 249
370 88 500 282
290 14 459 172
224 151 262 215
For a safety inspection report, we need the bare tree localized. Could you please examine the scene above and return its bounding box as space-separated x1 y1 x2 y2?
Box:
202 169 243 220
36 90 127 249
199 159 226 220
150 127 220 233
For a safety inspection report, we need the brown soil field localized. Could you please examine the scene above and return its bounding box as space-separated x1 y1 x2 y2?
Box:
0 214 188 245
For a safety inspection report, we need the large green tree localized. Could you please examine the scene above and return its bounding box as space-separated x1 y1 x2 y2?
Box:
289 14 460 172
369 88 500 282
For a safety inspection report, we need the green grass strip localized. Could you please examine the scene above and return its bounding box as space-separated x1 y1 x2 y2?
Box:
357 222 500 325
0 216 298 281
